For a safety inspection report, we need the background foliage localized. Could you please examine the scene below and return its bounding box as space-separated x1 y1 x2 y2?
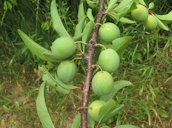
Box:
0 0 172 127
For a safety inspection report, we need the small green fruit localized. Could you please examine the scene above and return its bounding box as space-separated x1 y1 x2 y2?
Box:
92 71 113 96
144 15 158 30
99 22 120 43
88 100 106 121
57 60 77 83
98 49 120 72
131 4 148 22
51 37 76 60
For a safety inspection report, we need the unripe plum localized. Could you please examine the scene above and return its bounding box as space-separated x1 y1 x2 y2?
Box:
51 37 76 60
92 71 113 96
88 100 106 121
144 15 158 30
57 60 77 83
98 49 120 72
131 4 148 22
98 22 120 43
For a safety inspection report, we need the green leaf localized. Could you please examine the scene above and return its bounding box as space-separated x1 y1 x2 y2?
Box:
73 16 86 40
119 17 136 24
39 66 71 94
71 113 81 128
114 0 134 17
54 74 78 90
111 36 133 52
88 117 96 128
50 0 70 37
156 11 172 21
114 124 140 128
87 8 94 21
106 0 118 12
153 15 169 31
101 80 133 100
148 2 154 9
55 85 70 94
108 11 120 21
17 29 58 62
82 20 94 43
78 2 86 22
3 1 12 10
103 104 124 122
36 83 55 128
98 100 117 123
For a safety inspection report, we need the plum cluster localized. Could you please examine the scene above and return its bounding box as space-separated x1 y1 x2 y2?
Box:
88 22 121 122
51 37 77 83
131 4 158 30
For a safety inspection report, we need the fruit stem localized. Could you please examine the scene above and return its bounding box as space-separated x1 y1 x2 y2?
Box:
95 43 106 50
80 0 105 128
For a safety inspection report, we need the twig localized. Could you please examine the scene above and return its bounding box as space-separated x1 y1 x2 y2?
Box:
80 0 105 128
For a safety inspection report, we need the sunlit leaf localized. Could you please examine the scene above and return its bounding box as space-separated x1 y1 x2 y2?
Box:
156 11 172 21
153 15 169 31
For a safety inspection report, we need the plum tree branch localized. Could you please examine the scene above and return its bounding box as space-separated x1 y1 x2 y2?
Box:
80 0 105 128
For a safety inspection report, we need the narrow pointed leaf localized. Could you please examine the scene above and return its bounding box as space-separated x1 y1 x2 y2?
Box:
78 2 86 22
51 0 70 37
101 80 133 100
55 74 78 90
156 11 172 21
153 15 169 31
98 100 117 123
73 16 86 39
119 17 136 24
40 66 72 94
102 104 124 122
82 21 94 43
36 83 55 128
71 113 81 128
87 8 94 21
17 29 58 62
106 0 118 12
114 0 134 16
111 36 132 52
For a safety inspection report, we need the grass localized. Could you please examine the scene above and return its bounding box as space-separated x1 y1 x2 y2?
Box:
1 0 172 128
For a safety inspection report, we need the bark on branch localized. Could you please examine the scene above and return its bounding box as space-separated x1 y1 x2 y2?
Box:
80 0 105 128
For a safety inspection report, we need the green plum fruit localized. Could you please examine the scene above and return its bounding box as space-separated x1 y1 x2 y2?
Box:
57 60 77 83
131 4 148 22
98 48 120 72
51 37 76 60
92 71 113 96
144 15 158 30
98 22 120 43
88 100 106 121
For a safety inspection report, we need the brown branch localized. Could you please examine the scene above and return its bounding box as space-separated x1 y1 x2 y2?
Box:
80 0 105 128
